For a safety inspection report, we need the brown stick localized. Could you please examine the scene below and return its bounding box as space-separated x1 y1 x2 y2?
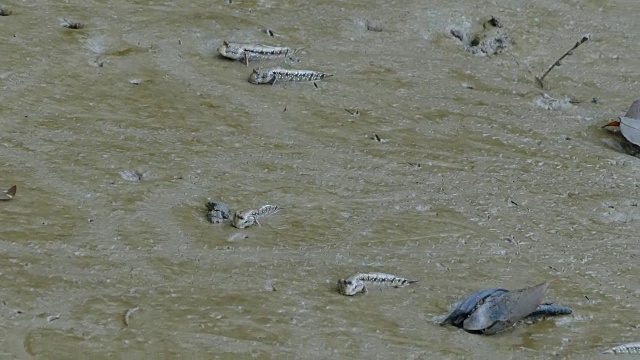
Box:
535 34 591 88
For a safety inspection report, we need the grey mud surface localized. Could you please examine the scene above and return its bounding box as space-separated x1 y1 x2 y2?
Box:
1 0 638 358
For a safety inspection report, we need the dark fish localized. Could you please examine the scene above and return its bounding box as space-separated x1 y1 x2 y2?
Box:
463 281 550 334
440 288 507 327
442 281 572 335
0 185 16 201
528 303 573 318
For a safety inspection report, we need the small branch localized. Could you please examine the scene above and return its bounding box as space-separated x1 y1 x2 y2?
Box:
535 34 591 88
124 306 139 327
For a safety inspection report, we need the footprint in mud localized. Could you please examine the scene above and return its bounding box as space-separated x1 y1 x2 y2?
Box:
450 16 513 56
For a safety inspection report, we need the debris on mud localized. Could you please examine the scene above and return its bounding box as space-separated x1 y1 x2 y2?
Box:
532 93 576 111
61 18 85 29
119 170 143 182
124 306 139 327
441 281 572 335
450 16 512 56
535 34 591 89
0 5 12 16
370 133 388 143
0 185 16 201
206 201 231 224
365 20 384 32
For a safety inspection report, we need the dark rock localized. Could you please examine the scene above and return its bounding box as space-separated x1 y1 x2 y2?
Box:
206 201 231 224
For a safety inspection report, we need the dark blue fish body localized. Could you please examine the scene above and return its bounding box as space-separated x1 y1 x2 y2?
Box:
440 288 507 327
441 286 572 335
528 303 573 318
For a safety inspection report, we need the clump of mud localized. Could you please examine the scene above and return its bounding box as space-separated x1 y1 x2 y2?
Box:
532 93 576 111
206 201 231 224
61 18 85 29
118 170 144 182
617 138 640 158
450 16 513 56
0 5 12 16
365 19 384 32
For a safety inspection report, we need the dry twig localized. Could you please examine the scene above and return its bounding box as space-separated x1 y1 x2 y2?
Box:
535 34 591 88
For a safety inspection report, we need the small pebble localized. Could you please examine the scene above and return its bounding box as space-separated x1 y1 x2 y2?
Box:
61 18 84 29
119 170 143 182
370 133 389 143
365 20 384 32
264 280 277 291
92 58 104 68
0 5 12 16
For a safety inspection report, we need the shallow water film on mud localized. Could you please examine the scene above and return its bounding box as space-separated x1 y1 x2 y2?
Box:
1 0 639 357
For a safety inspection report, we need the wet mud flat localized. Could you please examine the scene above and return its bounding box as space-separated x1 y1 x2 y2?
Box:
0 0 639 357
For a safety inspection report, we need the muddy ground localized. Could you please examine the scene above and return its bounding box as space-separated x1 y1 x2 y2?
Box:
0 0 638 358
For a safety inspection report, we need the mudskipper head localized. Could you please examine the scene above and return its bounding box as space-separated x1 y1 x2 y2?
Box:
337 279 364 296
248 68 275 84
217 41 230 57
217 41 242 60
231 210 251 229
248 69 260 84
248 68 277 85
